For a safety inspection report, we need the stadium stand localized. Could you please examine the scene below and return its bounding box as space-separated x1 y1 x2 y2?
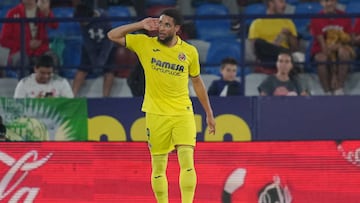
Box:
345 1 360 23
107 5 132 28
205 39 242 75
243 3 266 28
195 3 237 41
188 74 220 97
186 39 211 64
0 78 18 97
244 73 268 96
74 76 132 97
146 0 177 7
3 1 360 97
293 2 322 39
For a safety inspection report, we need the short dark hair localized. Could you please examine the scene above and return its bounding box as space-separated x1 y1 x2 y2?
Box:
160 9 184 26
221 57 238 69
35 54 55 68
74 3 94 18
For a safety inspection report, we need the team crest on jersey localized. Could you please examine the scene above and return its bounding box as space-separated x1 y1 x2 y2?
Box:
178 53 186 61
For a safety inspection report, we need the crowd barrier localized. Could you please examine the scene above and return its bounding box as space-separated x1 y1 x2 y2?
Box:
1 96 359 142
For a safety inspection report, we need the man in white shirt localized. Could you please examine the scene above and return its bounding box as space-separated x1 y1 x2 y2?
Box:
14 54 74 98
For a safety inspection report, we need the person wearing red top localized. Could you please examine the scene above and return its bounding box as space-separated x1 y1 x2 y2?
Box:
0 0 58 67
310 0 353 95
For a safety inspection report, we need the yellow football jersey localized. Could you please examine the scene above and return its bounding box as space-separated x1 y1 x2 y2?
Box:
126 34 200 115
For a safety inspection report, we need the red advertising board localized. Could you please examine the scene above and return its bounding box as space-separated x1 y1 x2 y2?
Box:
0 141 359 202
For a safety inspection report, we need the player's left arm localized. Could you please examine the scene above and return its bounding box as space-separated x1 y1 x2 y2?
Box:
191 75 216 135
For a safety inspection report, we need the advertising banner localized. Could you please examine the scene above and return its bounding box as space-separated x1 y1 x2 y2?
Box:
0 98 88 141
256 96 360 140
87 97 253 142
0 141 359 202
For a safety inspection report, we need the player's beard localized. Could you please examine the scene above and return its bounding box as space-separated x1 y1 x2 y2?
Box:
157 34 173 45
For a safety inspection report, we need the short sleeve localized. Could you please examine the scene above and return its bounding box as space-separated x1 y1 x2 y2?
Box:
189 47 200 77
125 34 148 53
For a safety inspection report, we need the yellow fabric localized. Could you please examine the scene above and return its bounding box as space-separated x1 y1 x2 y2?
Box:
126 34 200 115
177 146 197 203
146 113 197 155
248 18 297 49
151 154 169 203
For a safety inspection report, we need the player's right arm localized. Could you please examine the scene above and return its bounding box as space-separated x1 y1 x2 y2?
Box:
107 18 159 46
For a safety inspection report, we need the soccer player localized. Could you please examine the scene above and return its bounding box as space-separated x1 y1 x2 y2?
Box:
108 8 216 203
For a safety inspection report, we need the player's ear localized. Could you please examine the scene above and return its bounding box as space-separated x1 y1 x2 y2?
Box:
175 25 180 33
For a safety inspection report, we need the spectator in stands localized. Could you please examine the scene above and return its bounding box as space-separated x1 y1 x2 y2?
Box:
258 52 308 96
14 54 73 98
0 0 59 68
248 0 302 74
310 0 354 95
208 57 242 96
72 3 117 97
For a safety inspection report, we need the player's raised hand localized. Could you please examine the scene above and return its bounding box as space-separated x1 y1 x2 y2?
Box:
141 18 159 31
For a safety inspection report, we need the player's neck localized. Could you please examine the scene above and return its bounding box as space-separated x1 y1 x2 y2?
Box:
166 36 178 47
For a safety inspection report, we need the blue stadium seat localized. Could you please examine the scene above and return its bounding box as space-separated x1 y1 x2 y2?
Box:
243 3 266 27
195 3 237 41
146 5 176 17
60 38 102 79
205 39 242 75
146 0 176 6
293 2 322 39
0 8 5 30
345 2 360 23
49 7 81 39
0 6 13 31
0 0 17 9
61 38 82 78
287 0 300 5
52 7 74 17
107 6 132 28
338 0 350 4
